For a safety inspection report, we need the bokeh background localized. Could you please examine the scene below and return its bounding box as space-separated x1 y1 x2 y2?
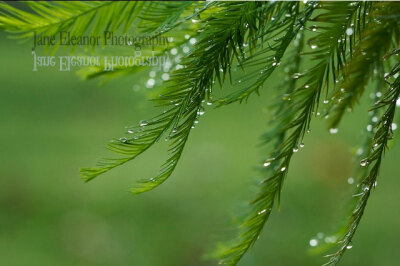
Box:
0 31 399 266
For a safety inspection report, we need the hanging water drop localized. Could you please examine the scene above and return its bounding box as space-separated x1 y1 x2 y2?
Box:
309 239 318 247
258 209 267 215
360 159 368 167
347 177 354 184
346 27 354 36
329 128 338 134
139 120 148 127
162 73 170 81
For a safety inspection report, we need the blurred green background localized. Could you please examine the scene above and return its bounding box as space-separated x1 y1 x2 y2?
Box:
0 32 399 266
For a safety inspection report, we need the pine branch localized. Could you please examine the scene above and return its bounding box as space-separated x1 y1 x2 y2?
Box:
218 2 367 265
328 2 399 128
81 1 277 194
217 1 305 105
77 2 213 81
324 63 400 266
0 1 147 50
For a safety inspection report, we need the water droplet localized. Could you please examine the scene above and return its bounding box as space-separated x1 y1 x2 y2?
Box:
161 73 170 81
280 166 286 172
323 100 329 104
182 46 190 53
324 236 337 243
293 147 299 153
360 159 368 167
127 129 134 134
258 209 267 215
149 71 156 78
362 184 370 192
206 102 212 106
366 125 373 132
309 239 318 247
263 162 271 167
292 73 301 79
396 98 400 107
139 120 148 127
346 244 353 249
311 44 317 49
346 28 354 36
189 38 197 45
347 177 354 184
170 48 178 55
299 143 305 148
392 123 398 130
329 128 338 134
146 78 155 88
119 137 127 143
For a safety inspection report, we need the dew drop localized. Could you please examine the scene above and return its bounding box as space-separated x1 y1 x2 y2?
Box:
329 128 338 134
127 129 134 134
311 44 317 49
392 123 398 130
280 166 286 172
162 73 170 81
119 137 127 143
146 78 155 88
346 27 354 36
258 209 267 215
347 177 354 184
309 239 318 247
263 162 271 167
299 142 305 148
293 147 299 153
360 159 368 167
139 120 148 127
346 244 353 249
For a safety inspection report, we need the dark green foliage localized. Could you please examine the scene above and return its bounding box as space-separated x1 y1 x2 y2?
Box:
1 1 400 265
